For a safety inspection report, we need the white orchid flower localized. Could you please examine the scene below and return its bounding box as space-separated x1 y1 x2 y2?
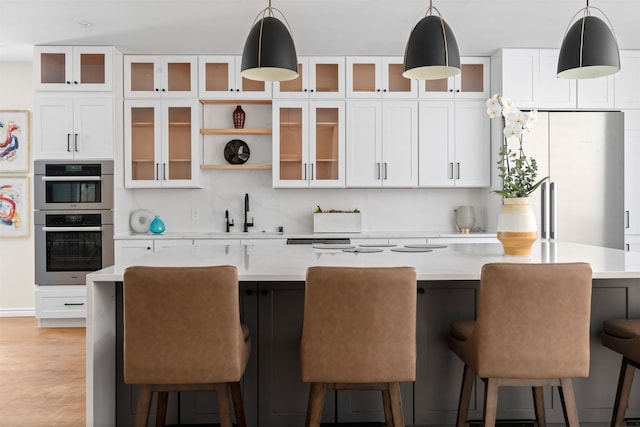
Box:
486 94 500 109
503 123 523 140
487 105 501 118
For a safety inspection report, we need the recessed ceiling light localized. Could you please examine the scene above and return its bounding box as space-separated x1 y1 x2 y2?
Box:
78 21 93 28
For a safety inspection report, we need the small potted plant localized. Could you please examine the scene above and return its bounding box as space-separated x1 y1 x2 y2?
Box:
486 94 549 256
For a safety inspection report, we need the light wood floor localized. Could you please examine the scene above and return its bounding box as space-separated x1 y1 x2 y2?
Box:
0 317 85 426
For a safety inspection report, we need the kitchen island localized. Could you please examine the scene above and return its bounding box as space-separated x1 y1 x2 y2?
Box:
87 242 640 426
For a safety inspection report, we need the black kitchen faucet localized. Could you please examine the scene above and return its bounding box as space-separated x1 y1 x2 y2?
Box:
244 193 254 232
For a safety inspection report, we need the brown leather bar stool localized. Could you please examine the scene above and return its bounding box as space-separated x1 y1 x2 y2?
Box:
448 262 593 427
601 319 640 427
300 266 417 427
123 265 251 427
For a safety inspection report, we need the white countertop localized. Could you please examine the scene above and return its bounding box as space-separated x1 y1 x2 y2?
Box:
89 241 640 282
114 230 497 240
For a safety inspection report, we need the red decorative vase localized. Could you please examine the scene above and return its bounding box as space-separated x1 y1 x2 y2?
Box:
233 105 246 129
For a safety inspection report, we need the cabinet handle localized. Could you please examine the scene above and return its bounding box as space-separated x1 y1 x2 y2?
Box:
74 134 79 152
304 89 308 92
627 243 630 252
376 162 381 180
261 289 269 296
235 89 240 92
155 163 159 180
229 88 234 92
162 88 166 92
162 163 167 180
456 162 460 179
449 162 454 179
73 81 78 85
456 89 460 93
310 163 314 180
626 211 630 229
449 89 454 92
310 89 314 92
304 163 307 180
376 89 381 92
384 162 388 180
155 88 159 92
417 287 425 294
66 81 71 85
383 89 387 92
64 302 84 306
67 134 71 152
245 289 254 296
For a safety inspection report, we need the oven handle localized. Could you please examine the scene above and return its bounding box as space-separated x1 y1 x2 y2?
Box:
41 176 102 182
41 226 104 232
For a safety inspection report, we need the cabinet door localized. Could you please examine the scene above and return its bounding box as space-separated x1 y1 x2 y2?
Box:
578 76 615 109
161 100 200 187
125 100 162 188
72 98 114 159
273 101 309 187
34 46 112 91
199 56 271 99
626 236 640 252
346 101 382 187
453 100 490 187
258 283 335 427
381 101 418 187
625 110 640 235
114 240 154 267
309 101 345 187
500 49 539 108
124 56 159 98
615 51 640 109
418 57 489 100
418 101 455 187
308 57 345 98
159 56 198 98
346 57 383 98
382 57 417 98
538 50 576 109
34 98 74 159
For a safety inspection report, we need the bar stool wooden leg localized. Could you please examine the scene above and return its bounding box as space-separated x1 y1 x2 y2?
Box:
388 382 404 427
456 365 474 427
230 381 247 427
382 385 393 427
612 358 636 427
532 386 546 427
305 383 326 427
135 384 153 427
483 378 499 427
155 391 168 427
558 379 580 427
215 383 233 427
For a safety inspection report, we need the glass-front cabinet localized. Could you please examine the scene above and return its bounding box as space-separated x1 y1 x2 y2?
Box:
273 100 345 187
198 56 272 99
34 46 113 91
418 57 490 99
124 55 197 98
273 57 345 99
346 57 417 98
124 99 200 188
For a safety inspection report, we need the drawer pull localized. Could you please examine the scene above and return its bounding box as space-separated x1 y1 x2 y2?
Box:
64 302 85 306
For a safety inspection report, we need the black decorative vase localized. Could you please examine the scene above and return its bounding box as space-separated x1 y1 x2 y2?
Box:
233 105 246 129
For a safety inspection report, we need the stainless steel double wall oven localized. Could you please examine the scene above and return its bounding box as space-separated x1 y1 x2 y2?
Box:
34 160 114 286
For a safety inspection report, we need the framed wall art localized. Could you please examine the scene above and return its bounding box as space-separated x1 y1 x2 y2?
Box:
0 110 30 173
0 176 29 238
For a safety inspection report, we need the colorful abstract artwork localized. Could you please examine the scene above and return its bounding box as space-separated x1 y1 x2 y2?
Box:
0 110 30 173
0 177 29 238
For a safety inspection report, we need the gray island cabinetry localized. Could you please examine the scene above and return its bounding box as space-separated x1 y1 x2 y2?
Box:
87 242 640 426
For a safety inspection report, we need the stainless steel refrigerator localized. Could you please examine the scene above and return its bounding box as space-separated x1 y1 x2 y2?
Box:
521 111 624 249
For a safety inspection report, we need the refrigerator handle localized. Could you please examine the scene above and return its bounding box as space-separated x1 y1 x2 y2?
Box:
550 182 557 240
541 182 548 239
626 210 630 229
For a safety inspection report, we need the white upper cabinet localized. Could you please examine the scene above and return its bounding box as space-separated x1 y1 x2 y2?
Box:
34 97 114 159
34 46 113 91
124 55 197 98
346 57 417 99
418 100 490 188
346 100 418 187
418 57 490 100
198 56 272 99
615 51 640 108
625 110 640 235
273 57 345 99
495 49 614 110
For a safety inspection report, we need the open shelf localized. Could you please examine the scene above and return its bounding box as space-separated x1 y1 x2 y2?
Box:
201 128 272 135
201 164 272 170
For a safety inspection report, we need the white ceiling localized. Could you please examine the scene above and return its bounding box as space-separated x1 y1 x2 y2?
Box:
1 0 639 62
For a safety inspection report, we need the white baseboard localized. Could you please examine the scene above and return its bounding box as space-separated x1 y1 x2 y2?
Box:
0 309 36 317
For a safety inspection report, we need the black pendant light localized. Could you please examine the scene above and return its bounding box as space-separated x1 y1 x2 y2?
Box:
557 0 620 79
403 0 461 80
241 0 298 82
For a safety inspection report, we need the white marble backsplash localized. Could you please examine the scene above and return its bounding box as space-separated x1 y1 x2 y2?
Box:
115 170 494 235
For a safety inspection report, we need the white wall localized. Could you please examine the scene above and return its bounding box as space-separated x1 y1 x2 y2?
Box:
0 61 35 314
